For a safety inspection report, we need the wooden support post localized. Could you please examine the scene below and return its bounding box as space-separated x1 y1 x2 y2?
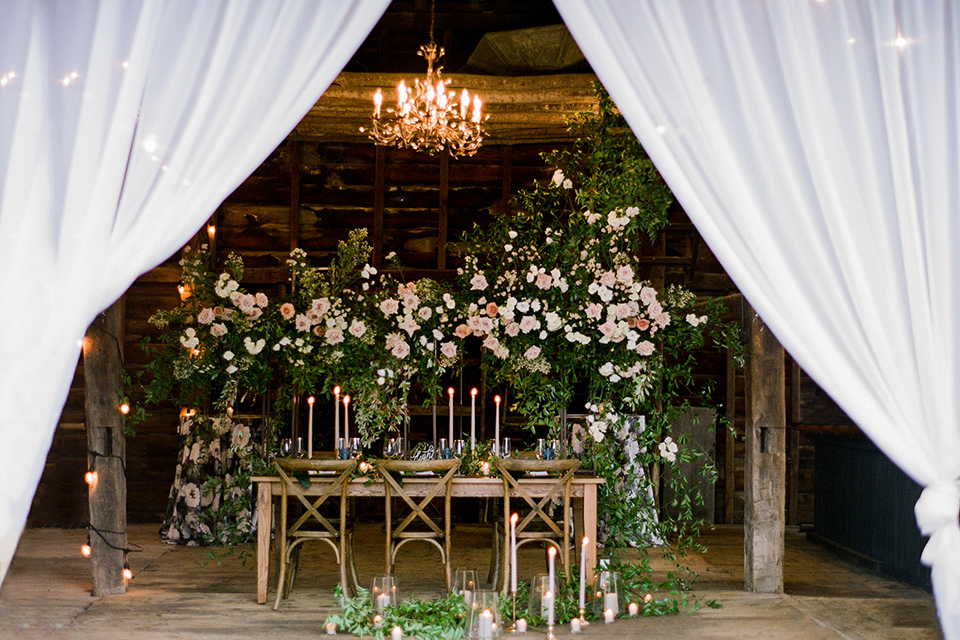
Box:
744 305 785 593
373 146 385 269
788 359 801 526
724 348 737 524
289 141 301 252
438 154 449 270
84 299 127 596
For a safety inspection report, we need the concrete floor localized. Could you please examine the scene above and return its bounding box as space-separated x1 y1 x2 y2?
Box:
0 523 943 640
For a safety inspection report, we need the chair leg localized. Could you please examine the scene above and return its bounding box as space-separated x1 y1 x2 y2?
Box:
487 523 501 589
347 531 361 597
273 544 289 610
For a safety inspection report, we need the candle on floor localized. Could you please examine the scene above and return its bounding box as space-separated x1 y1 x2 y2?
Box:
628 601 639 616
604 608 614 624
448 387 455 444
307 395 315 458
325 622 337 635
493 395 501 455
548 545 556 603
333 385 341 447
544 591 555 627
481 461 490 476
479 609 493 640
343 394 351 442
515 619 527 634
570 618 581 634
376 593 390 611
470 387 478 451
603 590 618 614
391 625 403 640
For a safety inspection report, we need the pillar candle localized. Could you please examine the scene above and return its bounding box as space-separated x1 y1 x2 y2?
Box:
469 388 477 451
333 385 341 447
570 618 581 633
579 537 588 614
604 608 614 624
343 395 351 442
515 619 527 634
479 609 493 640
628 602 639 616
447 387 454 444
493 395 500 455
307 396 315 458
544 591 554 626
325 622 337 635
510 512 518 593
391 626 403 640
604 591 618 613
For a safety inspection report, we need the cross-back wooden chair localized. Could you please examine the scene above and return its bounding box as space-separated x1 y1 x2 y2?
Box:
495 458 581 591
272 458 357 610
376 458 460 592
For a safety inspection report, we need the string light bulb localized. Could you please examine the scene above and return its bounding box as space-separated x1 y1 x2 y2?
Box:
122 560 133 581
85 470 98 486
119 402 130 415
80 543 92 558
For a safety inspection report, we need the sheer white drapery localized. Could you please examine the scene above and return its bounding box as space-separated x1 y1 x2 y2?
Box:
554 0 960 635
0 0 388 586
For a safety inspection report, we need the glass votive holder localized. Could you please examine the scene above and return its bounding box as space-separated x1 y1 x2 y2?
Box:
549 439 560 459
337 438 351 460
350 437 362 458
280 438 293 457
295 437 305 458
467 589 502 639
453 567 479 605
500 438 511 458
438 438 452 459
536 438 550 460
453 439 466 457
592 570 622 616
370 574 398 611
528 574 556 622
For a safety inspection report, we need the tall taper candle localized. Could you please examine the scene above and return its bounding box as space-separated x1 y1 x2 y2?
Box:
333 385 341 447
510 512 518 593
343 394 351 442
548 545 556 602
447 387 455 444
579 537 588 614
307 396 315 458
470 388 478 451
493 395 501 455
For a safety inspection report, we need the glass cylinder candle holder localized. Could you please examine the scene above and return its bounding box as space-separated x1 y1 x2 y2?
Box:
337 438 351 460
528 574 556 621
500 438 512 458
370 574 398 611
350 437 362 459
592 570 622 616
453 439 466 457
453 567 479 606
467 589 502 639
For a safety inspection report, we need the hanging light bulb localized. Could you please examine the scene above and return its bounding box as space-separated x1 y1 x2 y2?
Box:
122 560 134 581
80 543 92 558
85 470 98 486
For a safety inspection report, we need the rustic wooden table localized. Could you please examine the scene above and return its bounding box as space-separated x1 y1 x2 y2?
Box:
252 473 604 604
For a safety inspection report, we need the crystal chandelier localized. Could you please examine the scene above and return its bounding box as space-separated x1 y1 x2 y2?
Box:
361 1 488 157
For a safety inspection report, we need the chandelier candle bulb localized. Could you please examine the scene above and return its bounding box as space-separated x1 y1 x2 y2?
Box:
373 90 382 118
470 387 477 451
307 396 315 459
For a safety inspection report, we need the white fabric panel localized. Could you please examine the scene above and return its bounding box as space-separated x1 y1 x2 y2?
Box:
0 0 388 586
554 0 960 635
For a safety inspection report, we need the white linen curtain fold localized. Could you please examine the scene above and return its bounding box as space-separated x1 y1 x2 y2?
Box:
553 0 960 636
0 0 388 586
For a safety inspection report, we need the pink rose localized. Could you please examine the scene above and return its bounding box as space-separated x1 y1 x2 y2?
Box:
380 298 399 316
313 325 325 337
585 303 603 320
221 309 234 321
598 322 616 340
482 335 500 351
399 317 420 336
246 307 263 320
440 342 458 358
403 293 420 309
599 271 616 288
628 317 651 331
524 345 541 360
616 303 632 320
636 341 655 356
213 306 225 317
236 293 256 313
535 273 553 290
505 322 521 337
486 302 499 317
656 312 671 328
616 265 634 284
470 274 488 290
197 308 215 324
391 340 410 359
255 292 269 307
349 319 366 337
326 329 344 345
477 317 494 334
518 316 537 333
418 306 433 320
640 287 658 305
646 301 663 318
279 303 296 320
311 298 331 316
455 324 471 339
210 323 227 337
295 314 312 332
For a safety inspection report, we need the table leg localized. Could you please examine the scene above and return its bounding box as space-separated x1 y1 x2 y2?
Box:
583 483 598 585
256 481 272 604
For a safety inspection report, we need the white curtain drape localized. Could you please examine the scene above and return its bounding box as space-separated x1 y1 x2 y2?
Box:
0 0 388 586
554 0 960 636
